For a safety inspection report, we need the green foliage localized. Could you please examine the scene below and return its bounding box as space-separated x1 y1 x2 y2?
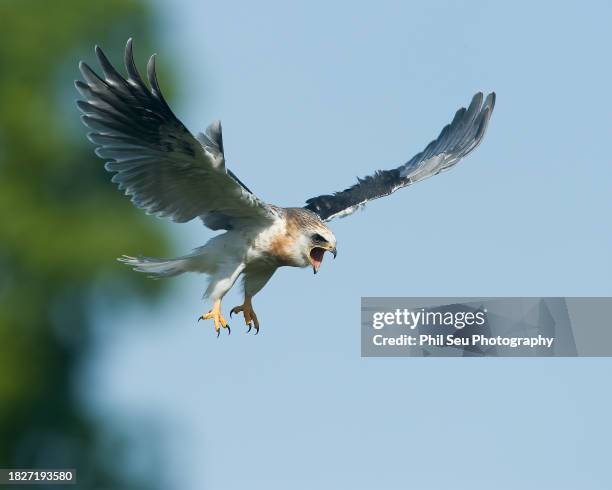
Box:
0 1 172 487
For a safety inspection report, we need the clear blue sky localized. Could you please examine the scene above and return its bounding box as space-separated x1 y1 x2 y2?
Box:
81 1 612 488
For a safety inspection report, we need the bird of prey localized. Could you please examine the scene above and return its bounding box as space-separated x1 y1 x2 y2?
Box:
75 39 496 336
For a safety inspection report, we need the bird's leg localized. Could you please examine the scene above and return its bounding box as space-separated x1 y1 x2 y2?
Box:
198 299 230 337
230 295 260 334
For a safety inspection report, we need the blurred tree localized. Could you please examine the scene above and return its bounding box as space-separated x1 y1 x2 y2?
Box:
0 1 172 487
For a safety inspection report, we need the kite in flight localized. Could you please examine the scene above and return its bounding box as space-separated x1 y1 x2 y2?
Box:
76 39 496 336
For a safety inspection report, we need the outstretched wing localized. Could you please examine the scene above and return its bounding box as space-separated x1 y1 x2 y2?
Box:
304 92 496 221
76 39 276 230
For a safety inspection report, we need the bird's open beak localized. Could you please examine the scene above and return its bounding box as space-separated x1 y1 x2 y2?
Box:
310 246 337 274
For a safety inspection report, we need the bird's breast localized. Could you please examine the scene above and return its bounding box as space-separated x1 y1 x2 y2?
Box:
247 221 307 268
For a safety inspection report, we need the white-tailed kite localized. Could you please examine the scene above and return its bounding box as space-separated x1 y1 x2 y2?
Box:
76 39 495 336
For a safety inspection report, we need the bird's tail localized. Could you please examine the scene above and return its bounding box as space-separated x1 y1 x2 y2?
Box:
118 255 190 278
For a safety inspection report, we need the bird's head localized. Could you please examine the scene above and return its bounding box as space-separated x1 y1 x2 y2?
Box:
304 223 337 274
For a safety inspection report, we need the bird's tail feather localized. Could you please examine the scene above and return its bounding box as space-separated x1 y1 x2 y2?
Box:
118 255 189 278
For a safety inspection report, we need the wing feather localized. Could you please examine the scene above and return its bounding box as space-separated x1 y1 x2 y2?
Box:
76 39 275 229
304 92 496 221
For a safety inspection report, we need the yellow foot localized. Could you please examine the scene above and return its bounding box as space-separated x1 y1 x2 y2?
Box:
230 297 260 334
198 299 230 337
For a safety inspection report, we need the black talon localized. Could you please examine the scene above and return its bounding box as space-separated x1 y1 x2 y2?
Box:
247 323 252 333
227 324 231 335
197 316 202 322
230 309 234 318
254 325 260 335
216 329 221 338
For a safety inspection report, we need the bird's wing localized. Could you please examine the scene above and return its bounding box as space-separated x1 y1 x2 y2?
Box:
304 92 496 221
76 39 276 230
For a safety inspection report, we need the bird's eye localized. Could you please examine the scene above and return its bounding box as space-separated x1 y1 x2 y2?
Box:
311 233 327 243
